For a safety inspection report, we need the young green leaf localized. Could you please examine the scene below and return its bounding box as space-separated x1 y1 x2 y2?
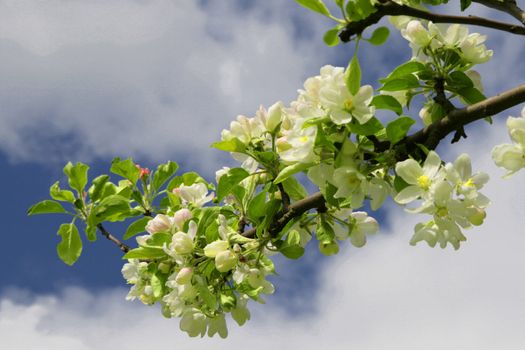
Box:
247 190 267 221
347 117 384 135
386 116 416 145
295 0 332 18
217 168 250 202
211 138 246 153
63 162 89 193
110 158 141 184
152 161 179 191
371 95 403 115
345 55 361 95
379 75 420 91
92 195 131 222
123 246 166 259
380 61 426 82
124 217 153 240
323 27 340 47
367 26 389 45
28 200 68 215
56 223 82 266
282 177 308 201
88 175 110 202
274 162 315 184
50 181 76 203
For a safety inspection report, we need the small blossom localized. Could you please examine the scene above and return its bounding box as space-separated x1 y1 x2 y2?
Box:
173 183 214 207
145 214 174 234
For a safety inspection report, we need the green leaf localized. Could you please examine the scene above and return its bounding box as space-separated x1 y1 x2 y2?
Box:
282 177 308 201
63 162 89 193
380 61 426 82
196 283 217 310
347 117 384 135
295 0 332 18
88 175 110 202
371 95 403 115
447 71 473 90
85 215 97 242
217 168 250 202
28 200 68 215
123 246 165 259
152 161 179 191
380 75 420 91
323 27 340 46
92 195 131 222
150 272 166 299
345 0 376 21
110 158 140 184
279 243 305 259
367 26 389 45
274 162 315 184
460 0 472 11
49 181 76 203
386 116 416 145
56 223 82 266
211 138 246 153
457 87 486 105
124 217 152 240
247 190 267 221
345 55 361 95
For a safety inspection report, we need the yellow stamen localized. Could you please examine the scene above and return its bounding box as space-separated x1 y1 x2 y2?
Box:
343 98 354 112
436 207 448 217
417 175 430 190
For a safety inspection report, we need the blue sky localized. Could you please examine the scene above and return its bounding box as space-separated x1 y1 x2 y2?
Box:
1 1 525 349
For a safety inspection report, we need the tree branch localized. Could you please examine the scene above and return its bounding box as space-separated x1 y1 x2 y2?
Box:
242 83 525 239
339 0 525 42
97 223 130 253
473 0 525 25
404 83 525 150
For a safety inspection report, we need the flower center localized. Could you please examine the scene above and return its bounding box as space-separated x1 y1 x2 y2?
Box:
299 136 309 143
343 98 354 112
417 175 431 190
436 207 448 217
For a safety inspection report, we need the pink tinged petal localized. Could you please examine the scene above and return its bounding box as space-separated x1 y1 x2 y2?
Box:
395 159 423 184
395 185 423 204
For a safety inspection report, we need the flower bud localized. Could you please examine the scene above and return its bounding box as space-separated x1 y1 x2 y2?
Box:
215 250 238 272
173 232 194 255
266 101 283 132
173 208 193 231
319 240 339 256
468 208 486 226
402 20 431 47
204 240 229 258
145 214 173 234
158 262 171 274
175 267 193 285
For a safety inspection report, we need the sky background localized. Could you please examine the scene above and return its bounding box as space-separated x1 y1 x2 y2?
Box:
1 0 525 349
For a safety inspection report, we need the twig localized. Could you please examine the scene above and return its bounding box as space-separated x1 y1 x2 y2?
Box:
473 0 525 25
339 0 525 42
97 223 130 253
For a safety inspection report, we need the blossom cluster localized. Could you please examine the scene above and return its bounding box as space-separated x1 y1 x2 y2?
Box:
118 19 498 337
395 152 489 249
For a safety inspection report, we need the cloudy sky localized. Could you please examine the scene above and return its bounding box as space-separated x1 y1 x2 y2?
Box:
1 1 525 349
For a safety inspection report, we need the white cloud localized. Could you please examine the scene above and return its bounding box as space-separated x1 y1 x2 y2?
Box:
0 0 330 174
2 125 525 349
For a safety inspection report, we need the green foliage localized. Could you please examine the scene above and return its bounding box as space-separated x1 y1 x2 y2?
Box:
63 162 89 194
367 26 390 46
386 117 416 145
110 158 140 184
28 200 68 215
56 223 82 265
345 55 361 95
